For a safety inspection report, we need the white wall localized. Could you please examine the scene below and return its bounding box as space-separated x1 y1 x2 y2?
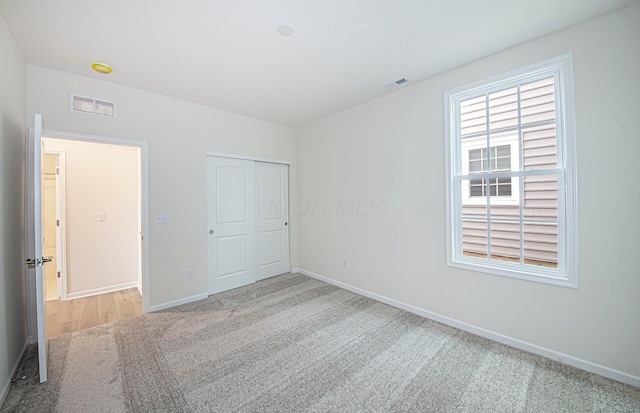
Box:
0 13 27 405
296 5 640 380
43 138 139 297
27 66 297 307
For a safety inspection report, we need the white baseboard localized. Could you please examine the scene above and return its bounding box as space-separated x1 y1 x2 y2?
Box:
66 282 139 300
149 293 209 312
0 338 29 408
292 268 640 388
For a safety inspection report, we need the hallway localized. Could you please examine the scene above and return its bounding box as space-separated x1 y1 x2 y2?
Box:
45 289 142 339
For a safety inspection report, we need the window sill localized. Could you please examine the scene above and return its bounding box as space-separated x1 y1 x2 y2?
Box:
447 256 577 288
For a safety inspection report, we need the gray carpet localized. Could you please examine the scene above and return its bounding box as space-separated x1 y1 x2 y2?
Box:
2 273 639 412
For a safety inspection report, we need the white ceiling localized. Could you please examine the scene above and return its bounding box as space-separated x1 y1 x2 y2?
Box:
1 0 638 126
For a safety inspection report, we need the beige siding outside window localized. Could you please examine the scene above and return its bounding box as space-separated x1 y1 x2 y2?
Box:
459 78 558 267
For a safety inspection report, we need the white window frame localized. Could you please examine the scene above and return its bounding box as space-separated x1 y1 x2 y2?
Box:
461 133 520 206
444 54 578 288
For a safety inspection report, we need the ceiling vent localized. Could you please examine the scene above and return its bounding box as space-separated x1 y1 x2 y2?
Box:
70 94 117 118
384 78 409 90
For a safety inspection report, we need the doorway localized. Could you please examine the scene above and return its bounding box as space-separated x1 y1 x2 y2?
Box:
41 137 144 338
26 116 150 382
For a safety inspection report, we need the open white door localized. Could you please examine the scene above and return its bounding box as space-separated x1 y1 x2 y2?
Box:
29 114 48 383
207 156 256 295
256 162 289 280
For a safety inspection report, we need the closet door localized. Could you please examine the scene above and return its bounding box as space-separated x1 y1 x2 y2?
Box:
207 157 256 295
256 162 289 280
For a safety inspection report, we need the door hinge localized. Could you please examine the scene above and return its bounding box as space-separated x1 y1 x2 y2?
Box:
56 167 60 175
56 219 60 226
57 271 61 279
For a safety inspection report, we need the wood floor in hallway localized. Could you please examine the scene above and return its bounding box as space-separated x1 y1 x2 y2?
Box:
45 288 142 339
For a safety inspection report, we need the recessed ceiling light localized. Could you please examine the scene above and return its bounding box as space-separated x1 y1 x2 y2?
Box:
277 24 295 36
91 62 113 74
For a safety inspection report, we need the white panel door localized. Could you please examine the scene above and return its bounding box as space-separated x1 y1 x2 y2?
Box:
29 114 48 382
256 162 289 280
207 156 256 295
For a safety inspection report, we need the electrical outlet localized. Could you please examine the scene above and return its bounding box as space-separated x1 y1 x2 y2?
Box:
155 213 168 224
342 259 348 269
186 268 194 279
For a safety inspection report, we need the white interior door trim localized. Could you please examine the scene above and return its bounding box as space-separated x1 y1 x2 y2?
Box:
205 151 292 165
43 147 68 300
39 129 151 314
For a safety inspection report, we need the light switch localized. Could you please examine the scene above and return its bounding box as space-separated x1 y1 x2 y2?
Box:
155 213 168 224
98 212 106 222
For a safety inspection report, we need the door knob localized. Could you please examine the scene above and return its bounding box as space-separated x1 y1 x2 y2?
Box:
209 229 214 234
285 222 288 226
25 257 52 267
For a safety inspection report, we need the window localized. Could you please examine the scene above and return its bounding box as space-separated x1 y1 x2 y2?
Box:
444 54 578 287
470 147 511 197
461 133 520 206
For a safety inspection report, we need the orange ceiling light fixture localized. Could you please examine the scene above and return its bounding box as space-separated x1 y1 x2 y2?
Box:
91 62 113 74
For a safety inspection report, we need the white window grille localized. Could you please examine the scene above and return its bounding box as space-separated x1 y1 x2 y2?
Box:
444 54 578 287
